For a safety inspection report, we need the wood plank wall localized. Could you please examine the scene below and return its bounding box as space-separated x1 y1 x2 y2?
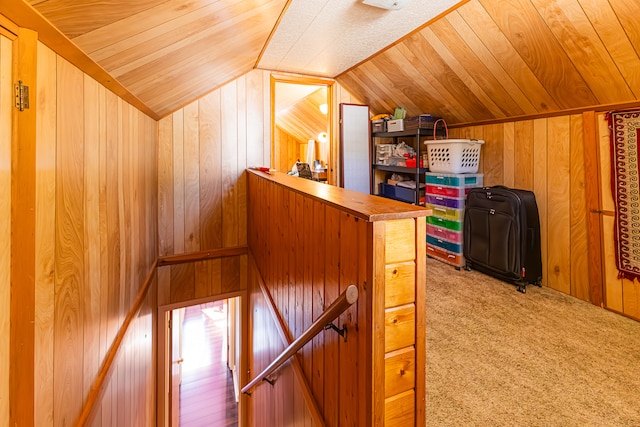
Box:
156 69 268 303
33 41 158 426
274 125 304 175
156 69 357 302
157 255 248 306
0 30 12 426
247 264 317 426
449 115 590 300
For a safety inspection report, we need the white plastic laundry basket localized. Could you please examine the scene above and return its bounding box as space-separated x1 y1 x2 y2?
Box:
424 139 484 174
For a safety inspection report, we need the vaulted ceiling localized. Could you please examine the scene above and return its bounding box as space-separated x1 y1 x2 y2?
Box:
10 0 640 124
21 0 458 118
336 0 640 125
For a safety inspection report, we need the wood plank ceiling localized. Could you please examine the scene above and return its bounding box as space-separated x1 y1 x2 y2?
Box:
27 0 290 118
336 0 640 125
24 0 640 124
275 86 328 144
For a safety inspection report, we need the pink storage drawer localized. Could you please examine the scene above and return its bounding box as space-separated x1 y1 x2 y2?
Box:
426 224 462 243
426 184 464 198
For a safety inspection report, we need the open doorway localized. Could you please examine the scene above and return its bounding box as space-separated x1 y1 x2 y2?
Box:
162 296 243 427
271 74 334 183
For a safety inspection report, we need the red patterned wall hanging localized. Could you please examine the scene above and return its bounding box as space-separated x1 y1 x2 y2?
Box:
608 109 640 281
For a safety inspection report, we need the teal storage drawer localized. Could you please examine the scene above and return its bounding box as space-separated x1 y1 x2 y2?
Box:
426 235 461 253
425 172 483 188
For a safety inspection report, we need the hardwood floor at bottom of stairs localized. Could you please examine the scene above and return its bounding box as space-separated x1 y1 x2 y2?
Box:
180 302 238 427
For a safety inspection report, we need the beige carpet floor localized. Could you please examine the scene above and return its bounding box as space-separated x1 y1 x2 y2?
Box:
425 257 640 426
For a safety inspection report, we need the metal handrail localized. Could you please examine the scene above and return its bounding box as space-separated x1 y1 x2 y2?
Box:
241 284 359 395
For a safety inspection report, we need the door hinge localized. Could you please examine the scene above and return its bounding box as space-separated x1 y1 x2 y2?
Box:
15 80 30 111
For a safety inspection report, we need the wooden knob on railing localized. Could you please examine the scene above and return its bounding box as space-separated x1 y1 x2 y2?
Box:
345 284 359 304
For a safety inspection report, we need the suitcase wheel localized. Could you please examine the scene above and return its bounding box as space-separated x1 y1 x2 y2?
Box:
517 284 526 294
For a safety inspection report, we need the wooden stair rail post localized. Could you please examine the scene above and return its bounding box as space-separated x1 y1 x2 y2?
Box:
241 284 359 395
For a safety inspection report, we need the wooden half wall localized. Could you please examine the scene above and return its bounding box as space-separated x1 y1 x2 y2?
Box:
246 170 428 426
29 40 158 426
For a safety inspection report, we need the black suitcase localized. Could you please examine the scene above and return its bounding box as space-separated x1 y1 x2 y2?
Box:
463 186 542 293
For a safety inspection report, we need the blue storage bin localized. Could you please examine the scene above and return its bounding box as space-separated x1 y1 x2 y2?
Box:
379 183 422 203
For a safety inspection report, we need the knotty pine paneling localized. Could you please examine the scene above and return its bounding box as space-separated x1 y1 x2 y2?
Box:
0 32 12 426
449 113 589 300
34 41 158 426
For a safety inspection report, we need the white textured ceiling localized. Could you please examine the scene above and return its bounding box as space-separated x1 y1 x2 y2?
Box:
258 0 463 77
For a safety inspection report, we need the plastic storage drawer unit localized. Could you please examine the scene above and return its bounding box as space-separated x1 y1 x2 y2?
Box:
425 171 483 269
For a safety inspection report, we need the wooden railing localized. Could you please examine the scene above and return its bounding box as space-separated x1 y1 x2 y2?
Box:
75 260 158 427
157 245 247 266
242 284 358 395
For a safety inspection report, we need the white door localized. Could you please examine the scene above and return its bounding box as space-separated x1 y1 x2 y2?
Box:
169 308 185 426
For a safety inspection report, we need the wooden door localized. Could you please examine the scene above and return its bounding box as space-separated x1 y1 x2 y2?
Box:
0 29 13 426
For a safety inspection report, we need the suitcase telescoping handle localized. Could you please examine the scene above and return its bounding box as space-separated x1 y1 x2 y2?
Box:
482 186 511 203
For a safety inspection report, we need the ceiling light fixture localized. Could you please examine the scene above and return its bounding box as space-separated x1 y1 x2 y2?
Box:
362 0 410 10
319 103 328 115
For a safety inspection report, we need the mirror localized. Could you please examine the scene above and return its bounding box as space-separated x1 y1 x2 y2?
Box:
271 74 333 183
339 103 370 193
